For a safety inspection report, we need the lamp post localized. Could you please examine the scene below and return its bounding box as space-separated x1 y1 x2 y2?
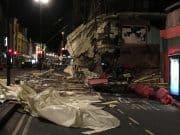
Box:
34 0 49 44
4 0 11 86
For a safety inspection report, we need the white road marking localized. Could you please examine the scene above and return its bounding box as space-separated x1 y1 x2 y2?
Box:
12 114 26 135
131 104 141 109
128 117 140 125
22 116 33 135
117 109 124 114
145 129 155 135
137 104 147 110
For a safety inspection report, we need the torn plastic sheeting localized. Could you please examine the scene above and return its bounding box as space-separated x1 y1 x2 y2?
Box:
0 79 23 103
20 86 120 134
0 88 6 103
19 85 38 115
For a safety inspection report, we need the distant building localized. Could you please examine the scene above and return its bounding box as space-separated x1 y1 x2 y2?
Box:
9 18 28 55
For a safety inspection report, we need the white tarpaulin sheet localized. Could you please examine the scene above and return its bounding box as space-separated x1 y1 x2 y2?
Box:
0 78 120 134
19 86 120 134
0 79 23 103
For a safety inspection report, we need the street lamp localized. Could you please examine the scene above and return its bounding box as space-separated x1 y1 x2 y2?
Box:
33 0 50 41
33 0 50 42
34 0 49 5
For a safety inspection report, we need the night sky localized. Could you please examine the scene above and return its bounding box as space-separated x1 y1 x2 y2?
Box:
2 0 179 52
8 0 74 52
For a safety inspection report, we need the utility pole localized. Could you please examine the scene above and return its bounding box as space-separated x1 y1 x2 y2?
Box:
6 41 11 86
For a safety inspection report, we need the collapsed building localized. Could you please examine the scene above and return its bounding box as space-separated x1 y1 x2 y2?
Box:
66 13 161 78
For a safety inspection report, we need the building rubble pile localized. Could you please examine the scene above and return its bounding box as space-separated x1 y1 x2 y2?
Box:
64 13 172 105
64 13 178 107
65 15 115 74
65 14 160 76
89 66 177 106
0 69 120 134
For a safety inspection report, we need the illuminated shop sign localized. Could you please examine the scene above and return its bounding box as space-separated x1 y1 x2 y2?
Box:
170 58 180 96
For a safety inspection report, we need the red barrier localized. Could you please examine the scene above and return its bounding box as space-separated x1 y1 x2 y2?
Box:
156 88 173 104
131 85 174 105
131 84 154 98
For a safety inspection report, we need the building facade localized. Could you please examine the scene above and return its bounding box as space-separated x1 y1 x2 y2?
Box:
160 3 180 83
9 18 28 55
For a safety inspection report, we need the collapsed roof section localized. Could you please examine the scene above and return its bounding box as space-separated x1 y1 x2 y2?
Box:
65 13 160 73
66 14 116 73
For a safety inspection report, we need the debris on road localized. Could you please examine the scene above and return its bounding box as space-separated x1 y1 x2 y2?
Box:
0 67 179 135
101 100 119 108
132 72 168 88
0 79 23 103
0 69 120 134
31 69 55 78
87 78 108 85
0 88 6 103
128 71 177 105
101 100 119 105
130 84 174 105
19 86 120 134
